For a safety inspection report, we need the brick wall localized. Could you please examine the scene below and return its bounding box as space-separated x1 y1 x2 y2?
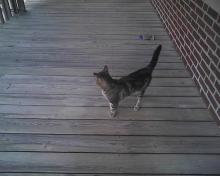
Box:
151 0 220 123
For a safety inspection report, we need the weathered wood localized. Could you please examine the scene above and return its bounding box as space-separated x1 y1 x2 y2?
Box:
0 152 220 174
1 134 220 153
0 84 199 96
0 76 195 86
0 94 206 108
0 106 212 121
0 118 219 136
0 67 190 77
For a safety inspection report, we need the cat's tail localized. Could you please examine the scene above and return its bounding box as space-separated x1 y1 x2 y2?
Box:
148 44 162 72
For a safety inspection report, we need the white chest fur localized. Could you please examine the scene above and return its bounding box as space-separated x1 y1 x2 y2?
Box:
102 90 109 101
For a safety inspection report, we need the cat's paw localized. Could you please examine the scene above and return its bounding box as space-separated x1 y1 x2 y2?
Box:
134 105 140 111
109 110 117 118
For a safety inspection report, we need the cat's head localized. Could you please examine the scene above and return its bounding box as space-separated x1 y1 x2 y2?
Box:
93 65 112 90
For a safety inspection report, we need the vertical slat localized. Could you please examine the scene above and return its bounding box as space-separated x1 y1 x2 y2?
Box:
0 6 5 24
16 0 26 12
10 0 18 14
3 0 12 18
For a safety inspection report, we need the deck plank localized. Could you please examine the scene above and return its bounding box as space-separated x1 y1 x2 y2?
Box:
0 106 212 121
0 118 219 136
0 152 220 174
1 134 220 153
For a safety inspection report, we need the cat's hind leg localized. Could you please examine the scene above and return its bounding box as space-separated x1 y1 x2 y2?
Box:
134 79 151 111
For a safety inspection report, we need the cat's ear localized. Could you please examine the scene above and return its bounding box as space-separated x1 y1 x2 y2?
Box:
93 72 98 76
103 65 108 73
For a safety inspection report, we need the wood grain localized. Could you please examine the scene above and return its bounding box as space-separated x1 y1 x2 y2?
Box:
0 152 220 174
0 0 218 174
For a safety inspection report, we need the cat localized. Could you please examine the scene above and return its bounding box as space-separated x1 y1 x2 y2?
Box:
94 45 162 117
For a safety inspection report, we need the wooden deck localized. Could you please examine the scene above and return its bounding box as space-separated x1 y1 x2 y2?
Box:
0 0 220 175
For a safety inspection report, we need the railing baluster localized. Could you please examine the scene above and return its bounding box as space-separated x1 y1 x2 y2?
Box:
0 6 5 24
0 0 26 24
17 0 26 13
3 0 11 18
10 0 19 14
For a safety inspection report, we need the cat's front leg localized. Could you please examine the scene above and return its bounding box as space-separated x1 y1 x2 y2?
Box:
109 102 118 118
134 96 142 111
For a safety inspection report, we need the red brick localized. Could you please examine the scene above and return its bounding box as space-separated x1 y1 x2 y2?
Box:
206 37 217 51
182 23 188 34
208 50 219 66
210 63 220 80
209 106 219 123
194 0 203 8
204 14 213 26
191 52 198 65
215 81 220 94
203 3 208 11
185 54 193 66
196 7 204 18
179 35 185 44
205 25 215 39
199 39 209 52
214 92 220 104
193 48 201 61
189 1 196 10
184 35 191 46
215 35 220 47
197 64 206 78
192 65 199 78
201 51 210 65
193 30 200 41
207 91 218 109
205 77 215 93
181 15 188 25
185 11 192 22
193 77 200 89
184 0 190 5
190 10 198 20
176 1 181 10
197 17 205 28
199 77 208 92
218 15 220 24
177 17 183 26
176 38 181 46
201 60 210 76
194 41 202 52
187 32 194 42
184 3 190 12
180 45 187 56
213 23 220 36
210 73 216 83
216 48 220 58
198 28 206 39
201 89 209 106
207 7 218 20
217 109 220 119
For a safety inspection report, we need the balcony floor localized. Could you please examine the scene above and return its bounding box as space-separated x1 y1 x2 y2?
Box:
0 0 220 175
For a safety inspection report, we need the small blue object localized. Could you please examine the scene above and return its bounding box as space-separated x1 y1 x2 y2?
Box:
139 35 144 40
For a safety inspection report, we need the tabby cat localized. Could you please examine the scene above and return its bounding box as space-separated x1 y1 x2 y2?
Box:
94 45 162 117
